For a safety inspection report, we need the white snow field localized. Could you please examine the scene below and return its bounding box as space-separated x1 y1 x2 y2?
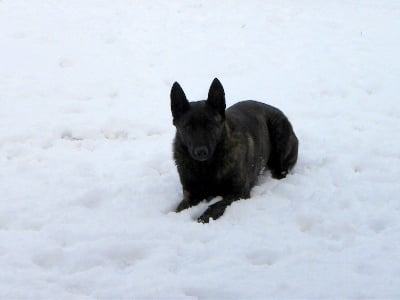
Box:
1 1 400 299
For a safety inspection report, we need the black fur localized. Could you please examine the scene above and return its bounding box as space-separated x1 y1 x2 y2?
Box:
171 78 298 223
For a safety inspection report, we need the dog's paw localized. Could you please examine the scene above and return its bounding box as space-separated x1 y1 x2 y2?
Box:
197 202 227 223
271 169 288 180
175 199 190 213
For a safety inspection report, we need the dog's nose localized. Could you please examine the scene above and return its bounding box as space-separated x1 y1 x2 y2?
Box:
193 146 209 161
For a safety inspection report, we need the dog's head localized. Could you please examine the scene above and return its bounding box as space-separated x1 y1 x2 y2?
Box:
171 78 226 162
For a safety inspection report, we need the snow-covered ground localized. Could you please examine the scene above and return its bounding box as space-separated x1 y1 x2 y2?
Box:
1 1 400 299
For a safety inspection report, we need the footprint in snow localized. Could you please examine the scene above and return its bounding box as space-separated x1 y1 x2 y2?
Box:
58 57 74 68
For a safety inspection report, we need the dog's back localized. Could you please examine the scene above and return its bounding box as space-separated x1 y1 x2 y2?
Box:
225 100 298 183
222 101 272 190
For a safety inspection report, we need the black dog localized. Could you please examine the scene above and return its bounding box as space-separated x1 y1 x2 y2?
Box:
171 78 298 223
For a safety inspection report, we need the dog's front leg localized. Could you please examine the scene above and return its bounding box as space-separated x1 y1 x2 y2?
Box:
175 190 192 212
175 189 204 212
197 194 240 223
175 199 190 212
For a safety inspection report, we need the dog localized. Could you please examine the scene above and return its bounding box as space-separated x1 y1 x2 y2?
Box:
171 78 298 223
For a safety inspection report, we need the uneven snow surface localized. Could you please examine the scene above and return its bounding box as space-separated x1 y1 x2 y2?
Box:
1 1 400 299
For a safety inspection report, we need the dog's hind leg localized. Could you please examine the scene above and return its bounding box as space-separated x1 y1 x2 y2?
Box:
267 114 298 179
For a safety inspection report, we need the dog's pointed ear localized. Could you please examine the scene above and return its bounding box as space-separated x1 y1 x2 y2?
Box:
171 81 189 122
207 78 226 116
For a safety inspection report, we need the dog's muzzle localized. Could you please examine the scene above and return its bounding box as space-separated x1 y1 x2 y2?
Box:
192 146 209 161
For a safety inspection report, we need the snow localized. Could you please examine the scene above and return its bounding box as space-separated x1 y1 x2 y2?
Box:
1 0 400 299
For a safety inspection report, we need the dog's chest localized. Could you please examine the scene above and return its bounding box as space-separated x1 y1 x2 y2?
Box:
187 157 230 184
